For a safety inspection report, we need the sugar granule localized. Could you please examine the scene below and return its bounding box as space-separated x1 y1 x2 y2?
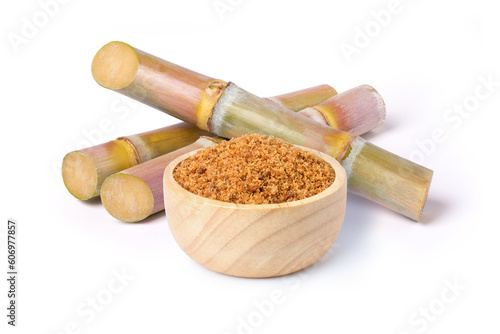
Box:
173 134 335 204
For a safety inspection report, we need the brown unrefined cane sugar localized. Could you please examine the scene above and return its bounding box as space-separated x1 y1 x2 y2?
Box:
173 134 335 204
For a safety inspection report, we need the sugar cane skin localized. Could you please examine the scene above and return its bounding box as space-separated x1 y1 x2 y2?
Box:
92 41 432 221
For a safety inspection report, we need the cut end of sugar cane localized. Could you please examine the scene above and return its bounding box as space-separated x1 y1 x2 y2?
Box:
62 151 99 200
308 85 386 136
62 140 139 200
92 41 139 90
101 174 154 223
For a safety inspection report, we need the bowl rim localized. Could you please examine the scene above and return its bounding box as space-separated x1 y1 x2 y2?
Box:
163 144 346 210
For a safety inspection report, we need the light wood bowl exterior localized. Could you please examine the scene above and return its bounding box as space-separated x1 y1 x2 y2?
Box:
163 146 347 278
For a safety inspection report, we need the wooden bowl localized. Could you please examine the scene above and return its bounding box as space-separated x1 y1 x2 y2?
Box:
163 146 347 278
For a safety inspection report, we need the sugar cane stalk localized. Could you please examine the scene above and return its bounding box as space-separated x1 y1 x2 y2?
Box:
92 41 429 221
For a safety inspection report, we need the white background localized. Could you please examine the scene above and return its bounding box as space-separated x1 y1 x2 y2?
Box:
1 0 499 333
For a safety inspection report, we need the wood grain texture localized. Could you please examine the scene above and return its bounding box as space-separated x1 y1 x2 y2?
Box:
163 146 347 278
